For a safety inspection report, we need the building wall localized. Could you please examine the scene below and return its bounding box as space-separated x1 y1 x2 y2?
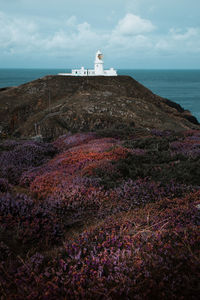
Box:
71 68 117 76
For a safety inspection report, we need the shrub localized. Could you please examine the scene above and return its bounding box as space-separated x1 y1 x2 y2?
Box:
0 140 57 184
1 192 199 299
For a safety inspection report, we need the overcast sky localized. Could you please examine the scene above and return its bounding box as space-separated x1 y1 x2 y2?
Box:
0 0 200 69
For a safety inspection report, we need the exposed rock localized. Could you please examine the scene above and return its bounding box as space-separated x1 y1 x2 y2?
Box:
0 75 199 139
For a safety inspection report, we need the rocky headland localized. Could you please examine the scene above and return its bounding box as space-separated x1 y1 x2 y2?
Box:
0 75 200 299
0 75 199 139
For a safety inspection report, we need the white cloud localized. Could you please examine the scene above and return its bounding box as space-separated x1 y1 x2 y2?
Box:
0 11 39 53
0 10 200 67
170 27 199 41
44 20 105 54
65 16 77 28
155 27 200 54
0 11 104 56
105 14 155 55
114 13 155 36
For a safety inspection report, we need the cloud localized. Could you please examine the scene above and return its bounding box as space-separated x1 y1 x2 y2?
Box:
169 27 199 41
0 10 200 67
43 19 106 55
155 27 200 54
114 13 155 36
106 14 155 54
65 16 77 28
0 11 39 53
0 11 104 57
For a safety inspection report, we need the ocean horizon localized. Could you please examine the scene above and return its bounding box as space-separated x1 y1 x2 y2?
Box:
0 68 200 122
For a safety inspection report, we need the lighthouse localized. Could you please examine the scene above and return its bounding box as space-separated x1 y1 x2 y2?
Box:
94 50 104 75
58 50 117 76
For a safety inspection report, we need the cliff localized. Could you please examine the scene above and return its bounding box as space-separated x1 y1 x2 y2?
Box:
0 75 199 139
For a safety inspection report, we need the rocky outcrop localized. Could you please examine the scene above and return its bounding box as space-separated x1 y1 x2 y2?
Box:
0 75 199 139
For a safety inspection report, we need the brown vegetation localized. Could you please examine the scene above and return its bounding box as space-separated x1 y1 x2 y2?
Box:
0 75 199 140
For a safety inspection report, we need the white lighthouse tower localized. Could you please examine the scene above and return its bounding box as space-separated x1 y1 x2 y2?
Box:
94 50 104 75
58 50 117 76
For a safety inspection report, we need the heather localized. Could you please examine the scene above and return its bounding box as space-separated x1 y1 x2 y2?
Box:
0 139 57 185
0 130 200 299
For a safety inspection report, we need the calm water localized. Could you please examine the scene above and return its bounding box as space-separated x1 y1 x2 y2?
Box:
0 68 200 121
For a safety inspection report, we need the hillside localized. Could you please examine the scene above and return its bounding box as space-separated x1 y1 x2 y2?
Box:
0 129 200 299
0 75 200 299
0 75 199 139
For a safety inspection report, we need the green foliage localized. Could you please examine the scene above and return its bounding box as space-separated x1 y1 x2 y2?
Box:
94 134 200 187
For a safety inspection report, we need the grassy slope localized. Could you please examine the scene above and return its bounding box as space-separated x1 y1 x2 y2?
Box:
0 128 200 299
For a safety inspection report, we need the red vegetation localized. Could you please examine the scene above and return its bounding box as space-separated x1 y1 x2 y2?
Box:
29 136 131 199
0 131 200 299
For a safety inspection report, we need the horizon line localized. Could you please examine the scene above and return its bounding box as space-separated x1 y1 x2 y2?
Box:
1 67 200 71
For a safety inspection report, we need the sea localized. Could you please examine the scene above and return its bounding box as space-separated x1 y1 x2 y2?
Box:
0 69 200 122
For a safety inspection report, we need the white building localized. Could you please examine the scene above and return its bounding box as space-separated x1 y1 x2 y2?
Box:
58 50 117 76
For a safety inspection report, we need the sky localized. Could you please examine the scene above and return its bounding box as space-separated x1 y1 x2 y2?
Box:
0 0 200 69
